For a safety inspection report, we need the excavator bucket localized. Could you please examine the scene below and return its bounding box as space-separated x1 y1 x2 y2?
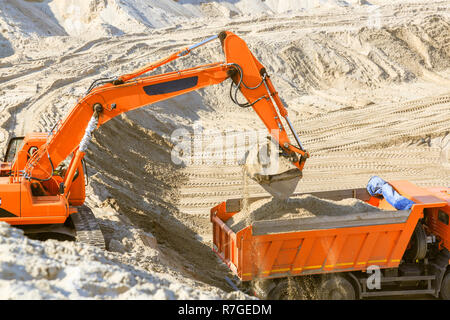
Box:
244 139 302 199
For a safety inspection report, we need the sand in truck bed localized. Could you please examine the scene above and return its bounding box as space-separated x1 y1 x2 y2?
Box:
225 195 382 233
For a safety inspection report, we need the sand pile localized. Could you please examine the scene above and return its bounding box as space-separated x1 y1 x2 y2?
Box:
0 221 246 299
226 195 381 232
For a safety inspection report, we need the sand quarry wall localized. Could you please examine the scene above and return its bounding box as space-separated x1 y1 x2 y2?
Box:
83 7 449 294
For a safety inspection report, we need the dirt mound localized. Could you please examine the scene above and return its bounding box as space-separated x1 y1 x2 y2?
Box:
226 195 381 232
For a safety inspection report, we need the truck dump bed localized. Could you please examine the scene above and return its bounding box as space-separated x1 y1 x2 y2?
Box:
210 181 447 281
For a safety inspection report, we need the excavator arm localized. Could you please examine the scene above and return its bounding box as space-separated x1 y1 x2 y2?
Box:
220 31 308 162
18 31 308 198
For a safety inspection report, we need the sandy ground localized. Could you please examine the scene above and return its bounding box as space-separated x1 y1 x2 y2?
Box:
0 0 449 299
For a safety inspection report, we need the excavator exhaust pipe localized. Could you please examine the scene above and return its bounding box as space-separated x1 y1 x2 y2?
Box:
244 139 302 199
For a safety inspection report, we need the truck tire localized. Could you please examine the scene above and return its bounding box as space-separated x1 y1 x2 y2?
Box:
267 278 308 300
318 276 356 300
440 271 450 300
403 223 427 261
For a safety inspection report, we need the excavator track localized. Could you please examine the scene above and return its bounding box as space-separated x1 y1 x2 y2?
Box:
71 205 106 250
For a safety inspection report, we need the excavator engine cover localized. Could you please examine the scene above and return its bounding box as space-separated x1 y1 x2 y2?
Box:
245 139 302 199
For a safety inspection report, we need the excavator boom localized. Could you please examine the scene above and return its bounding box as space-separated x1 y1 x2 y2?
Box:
22 61 231 182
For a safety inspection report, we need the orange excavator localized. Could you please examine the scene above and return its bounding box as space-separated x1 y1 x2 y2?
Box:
0 31 309 246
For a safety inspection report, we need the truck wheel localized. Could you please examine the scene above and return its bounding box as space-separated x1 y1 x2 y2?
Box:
318 276 356 300
440 271 450 300
267 278 308 300
403 223 427 261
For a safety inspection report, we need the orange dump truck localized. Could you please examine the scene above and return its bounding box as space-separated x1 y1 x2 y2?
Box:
210 181 450 299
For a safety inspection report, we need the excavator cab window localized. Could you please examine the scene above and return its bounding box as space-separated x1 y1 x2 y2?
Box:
4 137 25 163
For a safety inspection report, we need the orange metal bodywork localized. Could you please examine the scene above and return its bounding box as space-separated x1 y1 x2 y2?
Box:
0 176 68 225
210 181 450 282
